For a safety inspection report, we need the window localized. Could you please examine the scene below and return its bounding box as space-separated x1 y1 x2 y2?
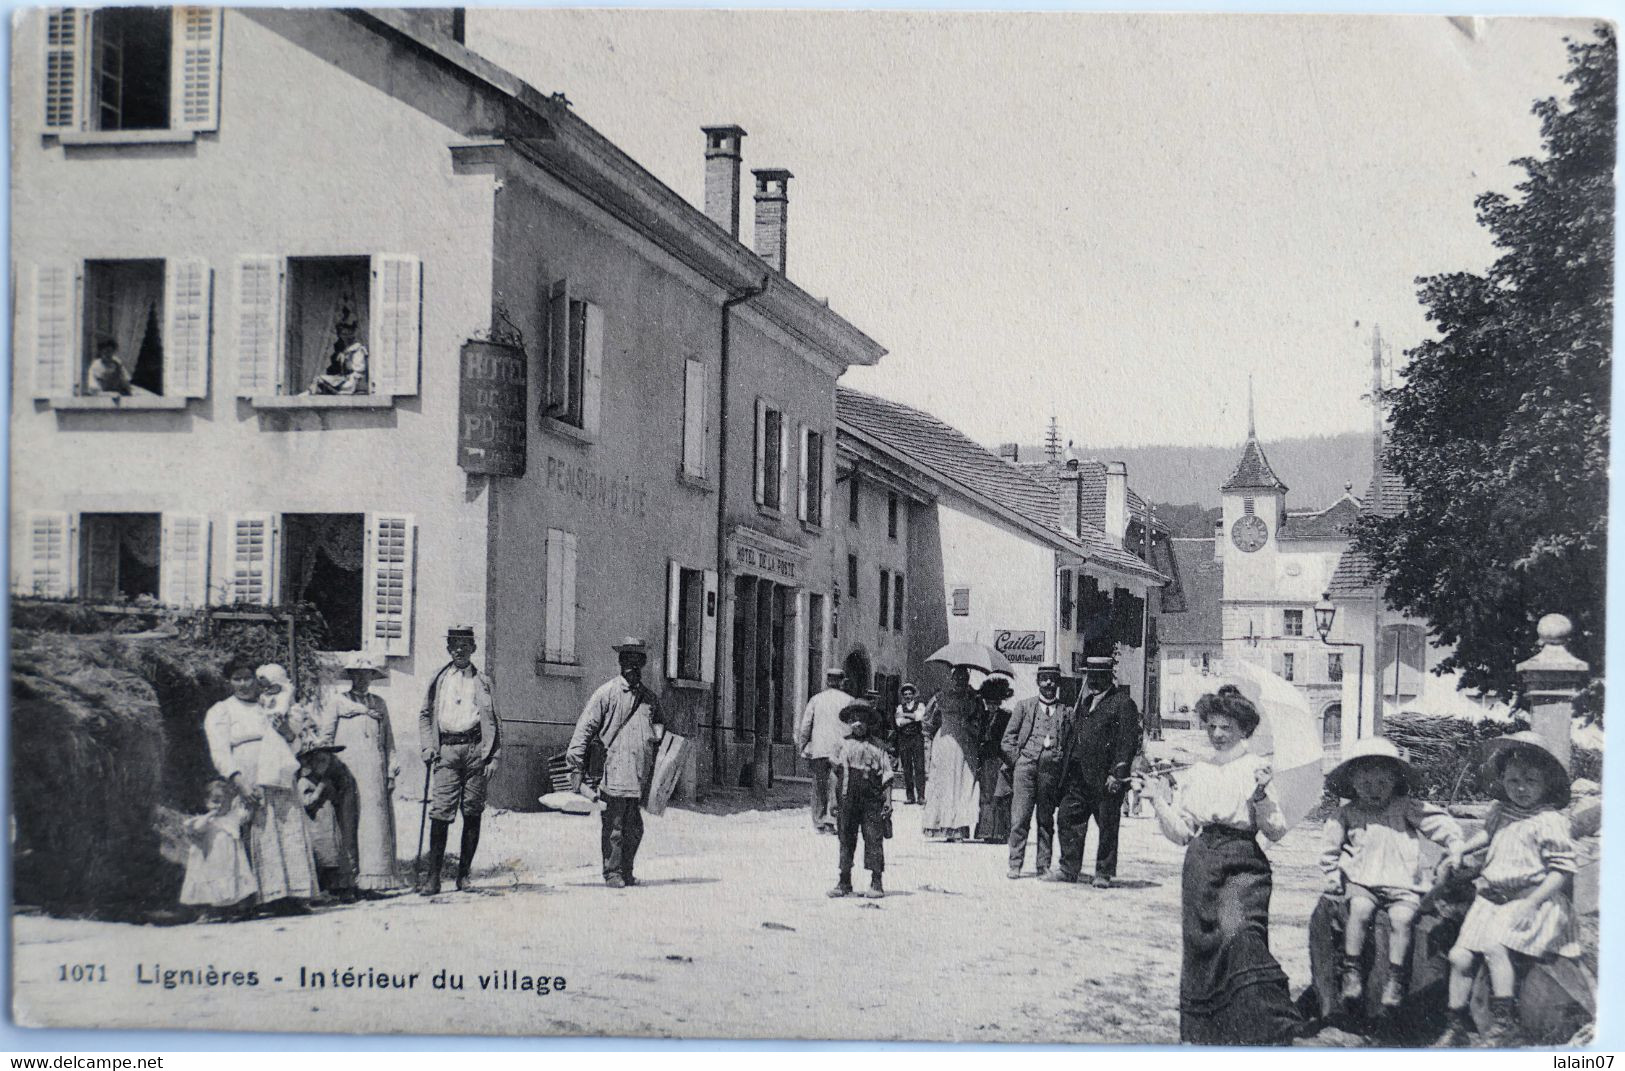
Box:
887 494 899 539
754 400 787 510
1282 651 1295 682
80 512 160 601
1058 568 1074 631
233 254 422 401
666 561 718 683
44 7 220 135
1200 652 1211 674
847 554 859 598
848 472 860 524
542 280 602 433
799 428 827 527
893 573 904 632
806 592 826 701
542 528 578 665
1327 652 1344 683
681 359 707 478
1283 609 1304 638
282 514 366 651
951 586 970 616
19 510 211 606
879 568 891 630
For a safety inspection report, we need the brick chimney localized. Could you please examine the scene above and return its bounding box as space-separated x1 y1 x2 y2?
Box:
1062 458 1082 539
1104 462 1129 547
702 125 746 238
998 443 1020 463
752 168 793 274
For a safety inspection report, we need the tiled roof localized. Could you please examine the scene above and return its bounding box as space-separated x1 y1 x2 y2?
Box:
1157 539 1223 644
1221 435 1289 493
1327 459 1411 596
1279 496 1362 542
836 388 1167 584
1019 458 1167 534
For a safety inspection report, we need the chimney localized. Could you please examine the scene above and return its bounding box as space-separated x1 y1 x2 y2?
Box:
998 443 1020 463
1213 518 1225 560
1104 462 1128 547
752 168 793 274
702 125 747 238
1064 458 1082 539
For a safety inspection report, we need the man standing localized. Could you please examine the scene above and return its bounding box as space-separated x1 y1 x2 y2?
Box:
568 638 663 889
1002 664 1068 879
1050 655 1141 888
893 682 927 805
797 667 849 833
417 625 500 895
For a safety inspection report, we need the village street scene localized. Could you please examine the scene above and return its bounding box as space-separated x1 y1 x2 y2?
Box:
7 7 1611 1051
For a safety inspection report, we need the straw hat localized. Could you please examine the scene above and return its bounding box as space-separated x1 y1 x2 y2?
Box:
341 652 387 682
1325 736 1422 799
1479 731 1571 808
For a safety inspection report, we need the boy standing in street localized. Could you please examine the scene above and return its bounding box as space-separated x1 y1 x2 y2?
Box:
828 699 893 900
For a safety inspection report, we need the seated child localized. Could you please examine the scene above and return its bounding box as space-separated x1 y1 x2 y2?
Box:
1321 737 1464 1009
828 698 894 900
1433 732 1579 1048
298 743 361 901
179 779 258 919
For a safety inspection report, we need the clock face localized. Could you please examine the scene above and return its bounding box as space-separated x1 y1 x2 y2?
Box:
1231 514 1269 553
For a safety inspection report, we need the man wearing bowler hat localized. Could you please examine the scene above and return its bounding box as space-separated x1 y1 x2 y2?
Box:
1050 655 1142 888
417 624 501 895
1002 664 1068 879
568 637 664 888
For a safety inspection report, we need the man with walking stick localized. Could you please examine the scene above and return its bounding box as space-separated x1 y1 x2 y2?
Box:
416 625 501 895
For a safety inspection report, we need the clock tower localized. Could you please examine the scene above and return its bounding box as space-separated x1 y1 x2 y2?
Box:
1220 399 1289 607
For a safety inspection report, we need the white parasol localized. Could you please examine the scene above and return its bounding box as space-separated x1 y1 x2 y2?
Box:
1224 659 1326 832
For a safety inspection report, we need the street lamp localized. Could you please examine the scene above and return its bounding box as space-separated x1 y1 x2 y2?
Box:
1315 592 1367 740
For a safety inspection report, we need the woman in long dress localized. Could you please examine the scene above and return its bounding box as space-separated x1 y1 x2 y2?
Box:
317 658 402 891
975 677 1014 842
922 667 983 842
1144 688 1303 1045
202 658 319 913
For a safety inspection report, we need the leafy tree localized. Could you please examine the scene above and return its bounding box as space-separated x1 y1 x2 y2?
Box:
1353 26 1613 718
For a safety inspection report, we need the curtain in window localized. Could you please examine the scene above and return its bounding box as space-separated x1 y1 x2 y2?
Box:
119 514 161 568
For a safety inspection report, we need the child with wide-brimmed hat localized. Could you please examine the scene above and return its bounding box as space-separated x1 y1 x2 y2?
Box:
1321 736 1465 1011
828 695 894 899
1432 732 1579 1048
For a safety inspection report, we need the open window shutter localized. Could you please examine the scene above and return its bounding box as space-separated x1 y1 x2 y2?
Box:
561 531 578 662
171 7 221 132
363 512 415 657
821 435 834 530
82 515 118 600
752 399 767 504
543 530 564 661
582 301 604 434
233 256 281 396
701 568 719 684
160 513 210 608
31 263 79 398
792 588 809 709
665 560 682 680
370 254 421 397
777 413 790 512
163 258 210 398
24 511 76 597
43 9 84 131
225 512 276 604
543 279 569 422
797 425 810 521
682 359 706 478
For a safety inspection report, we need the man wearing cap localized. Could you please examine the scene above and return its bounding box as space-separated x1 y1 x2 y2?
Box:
417 625 501 895
797 668 850 833
1051 655 1142 888
1001 664 1068 879
893 683 928 805
568 638 664 888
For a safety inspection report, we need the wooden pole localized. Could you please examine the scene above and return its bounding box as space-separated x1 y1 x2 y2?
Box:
1370 325 1385 738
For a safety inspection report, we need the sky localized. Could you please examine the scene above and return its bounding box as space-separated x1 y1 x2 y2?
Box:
470 11 1589 449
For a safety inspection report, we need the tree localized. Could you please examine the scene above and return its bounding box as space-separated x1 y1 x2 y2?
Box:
1353 26 1613 717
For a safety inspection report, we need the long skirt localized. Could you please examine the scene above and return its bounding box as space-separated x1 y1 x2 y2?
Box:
922 732 980 836
333 714 402 889
1179 826 1302 1045
974 756 1011 841
251 786 319 902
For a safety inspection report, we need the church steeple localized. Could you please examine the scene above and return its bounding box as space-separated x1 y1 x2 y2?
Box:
1222 386 1288 494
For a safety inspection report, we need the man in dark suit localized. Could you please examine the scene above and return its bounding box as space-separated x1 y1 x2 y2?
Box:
1001 664 1068 879
1049 655 1142 888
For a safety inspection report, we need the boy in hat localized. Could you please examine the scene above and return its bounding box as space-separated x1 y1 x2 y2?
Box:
828 697 893 899
1002 664 1068 878
417 625 501 894
798 667 850 832
1052 655 1141 887
568 638 664 888
893 682 927 804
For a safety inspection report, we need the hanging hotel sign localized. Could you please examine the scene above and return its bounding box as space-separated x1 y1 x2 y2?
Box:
458 339 527 477
728 526 807 583
994 630 1045 664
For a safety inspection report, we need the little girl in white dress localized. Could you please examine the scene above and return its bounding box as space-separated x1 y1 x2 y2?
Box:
179 780 258 919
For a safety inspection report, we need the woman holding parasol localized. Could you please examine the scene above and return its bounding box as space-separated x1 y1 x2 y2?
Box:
920 643 1009 842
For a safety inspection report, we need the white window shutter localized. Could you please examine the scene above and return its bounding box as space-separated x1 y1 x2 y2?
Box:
363 512 414 657
23 511 75 597
370 254 421 397
224 512 276 604
543 279 569 421
82 515 118 601
777 413 790 512
43 9 84 131
171 7 221 132
31 262 79 398
797 425 810 521
233 256 281 396
581 301 604 435
665 560 682 680
561 531 578 662
682 359 706 478
752 398 766 505
163 258 210 398
160 513 210 608
543 529 564 661
821 435 834 530
701 568 719 685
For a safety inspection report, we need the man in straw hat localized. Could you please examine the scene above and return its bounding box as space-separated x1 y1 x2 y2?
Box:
417 625 501 895
1050 654 1142 887
797 667 850 833
1002 664 1069 879
568 637 664 888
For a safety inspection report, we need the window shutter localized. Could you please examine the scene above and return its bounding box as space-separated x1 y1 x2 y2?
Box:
777 413 790 512
560 532 577 662
878 568 890 630
665 560 682 680
82 515 118 600
581 301 604 435
22 511 76 597
544 528 578 663
31 262 79 398
753 398 767 504
225 512 277 604
363 512 415 657
370 254 421 397
163 257 210 398
543 279 568 423
682 359 706 478
160 513 211 608
894 574 905 632
43 9 84 131
792 588 809 710
797 425 810 521
171 7 221 132
821 436 834 531
701 568 719 684
233 255 281 396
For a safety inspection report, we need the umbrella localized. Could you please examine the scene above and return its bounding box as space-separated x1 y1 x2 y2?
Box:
1224 659 1326 833
925 641 1015 678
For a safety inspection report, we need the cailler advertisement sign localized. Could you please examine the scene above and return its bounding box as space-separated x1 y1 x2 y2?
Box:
994 630 1045 664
